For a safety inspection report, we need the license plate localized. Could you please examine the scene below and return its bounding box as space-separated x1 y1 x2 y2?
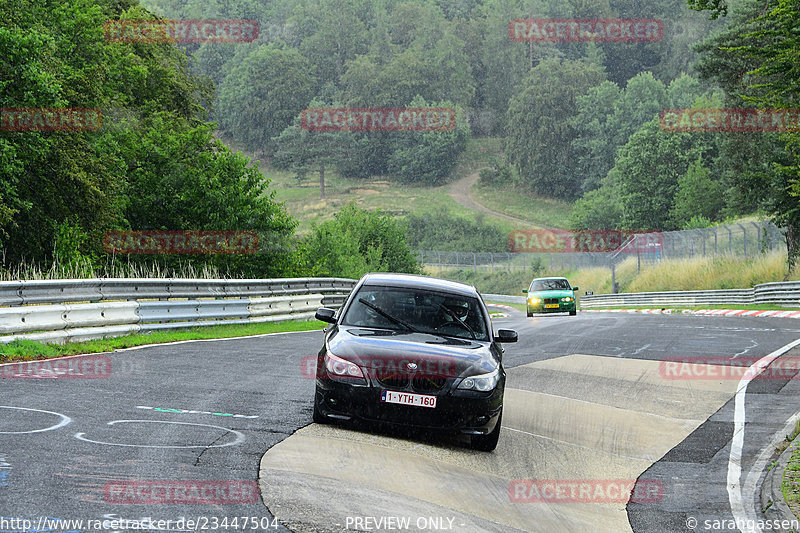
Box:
380 390 437 408
544 304 560 309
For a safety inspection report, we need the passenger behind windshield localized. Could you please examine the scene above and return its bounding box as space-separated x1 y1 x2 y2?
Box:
341 287 488 341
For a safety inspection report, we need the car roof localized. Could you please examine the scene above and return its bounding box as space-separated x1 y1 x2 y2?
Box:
532 277 569 281
359 273 479 298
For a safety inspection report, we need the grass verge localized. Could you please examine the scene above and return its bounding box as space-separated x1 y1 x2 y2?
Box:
0 319 325 363
780 419 800 520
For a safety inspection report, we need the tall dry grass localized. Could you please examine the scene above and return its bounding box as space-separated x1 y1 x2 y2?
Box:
430 250 795 295
626 250 794 292
0 256 225 281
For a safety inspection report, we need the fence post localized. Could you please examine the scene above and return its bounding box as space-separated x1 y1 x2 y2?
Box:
714 227 718 255
508 252 511 272
752 222 762 253
473 253 477 273
725 225 733 254
611 261 617 294
737 223 747 256
700 229 706 256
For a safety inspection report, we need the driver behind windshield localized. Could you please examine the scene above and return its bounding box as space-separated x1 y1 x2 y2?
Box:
342 287 488 340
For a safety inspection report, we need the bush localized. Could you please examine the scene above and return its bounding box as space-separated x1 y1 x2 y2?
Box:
298 204 420 279
477 158 514 187
405 211 507 252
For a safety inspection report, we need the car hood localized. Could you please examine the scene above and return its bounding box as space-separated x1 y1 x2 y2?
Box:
528 289 574 298
327 326 498 378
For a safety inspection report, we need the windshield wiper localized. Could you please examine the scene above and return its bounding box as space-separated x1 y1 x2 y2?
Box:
358 298 420 333
437 304 476 339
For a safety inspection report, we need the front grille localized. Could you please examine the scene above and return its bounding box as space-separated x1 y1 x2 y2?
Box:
544 298 559 304
411 376 447 393
377 375 409 389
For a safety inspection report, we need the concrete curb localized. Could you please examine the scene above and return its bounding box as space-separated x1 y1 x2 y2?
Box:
761 437 800 531
582 308 800 319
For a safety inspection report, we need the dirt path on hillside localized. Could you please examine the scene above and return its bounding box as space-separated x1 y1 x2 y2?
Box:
447 169 538 227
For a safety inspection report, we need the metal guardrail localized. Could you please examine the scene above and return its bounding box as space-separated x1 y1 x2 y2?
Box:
0 278 356 345
581 281 800 308
754 281 800 306
482 293 526 305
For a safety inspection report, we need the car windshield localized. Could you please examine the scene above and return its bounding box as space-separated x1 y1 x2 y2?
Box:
341 286 489 341
531 279 571 291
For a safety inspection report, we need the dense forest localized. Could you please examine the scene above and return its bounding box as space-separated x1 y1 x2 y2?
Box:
1 0 798 276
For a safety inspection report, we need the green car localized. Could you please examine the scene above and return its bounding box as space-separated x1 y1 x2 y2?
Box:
523 277 578 317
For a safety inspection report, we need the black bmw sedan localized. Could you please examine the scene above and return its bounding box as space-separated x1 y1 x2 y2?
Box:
311 273 517 451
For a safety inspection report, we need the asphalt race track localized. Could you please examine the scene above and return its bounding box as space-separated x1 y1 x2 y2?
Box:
2 309 800 533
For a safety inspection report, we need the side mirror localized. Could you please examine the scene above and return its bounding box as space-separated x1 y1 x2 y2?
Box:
585 291 593 296
572 286 579 291
496 329 518 343
315 307 337 324
522 289 528 294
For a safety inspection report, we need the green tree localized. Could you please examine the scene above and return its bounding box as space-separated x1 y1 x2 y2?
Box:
273 117 351 199
505 57 606 200
386 99 470 185
670 158 725 227
570 80 622 192
694 0 800 273
613 118 717 230
119 114 297 277
217 44 318 153
569 178 624 229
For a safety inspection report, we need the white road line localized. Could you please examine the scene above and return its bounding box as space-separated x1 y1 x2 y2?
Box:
742 412 800 532
728 338 800 533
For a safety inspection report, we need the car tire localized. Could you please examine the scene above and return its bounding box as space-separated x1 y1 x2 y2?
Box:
569 310 577 316
471 410 502 451
312 391 329 424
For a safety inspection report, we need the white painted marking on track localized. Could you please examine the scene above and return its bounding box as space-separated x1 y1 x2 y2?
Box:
727 338 800 533
74 419 245 448
633 344 651 355
741 412 800 532
0 406 72 434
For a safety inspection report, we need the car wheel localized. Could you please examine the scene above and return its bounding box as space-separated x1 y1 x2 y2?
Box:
312 391 329 424
471 410 502 451
569 310 577 316
526 311 532 317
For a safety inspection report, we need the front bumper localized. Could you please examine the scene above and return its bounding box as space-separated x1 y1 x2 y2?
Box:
315 378 504 435
527 301 576 314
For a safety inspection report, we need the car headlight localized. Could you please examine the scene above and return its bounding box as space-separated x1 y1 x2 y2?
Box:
324 353 366 384
560 297 574 302
528 297 542 304
457 368 500 392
